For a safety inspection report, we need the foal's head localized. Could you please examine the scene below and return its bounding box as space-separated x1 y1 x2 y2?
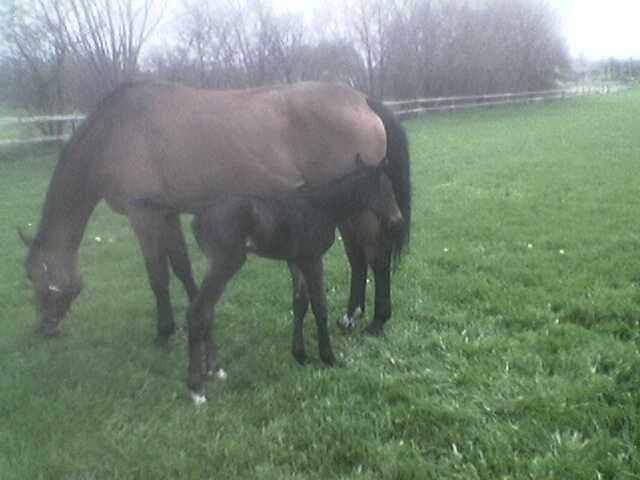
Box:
349 156 405 235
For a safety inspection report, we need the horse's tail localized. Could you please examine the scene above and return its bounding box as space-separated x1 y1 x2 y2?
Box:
366 97 411 264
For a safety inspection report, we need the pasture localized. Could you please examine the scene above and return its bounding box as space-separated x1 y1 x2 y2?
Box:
1 90 639 479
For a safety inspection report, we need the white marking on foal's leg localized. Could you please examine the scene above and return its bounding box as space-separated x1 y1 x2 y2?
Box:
338 306 363 329
207 367 228 380
191 392 207 406
245 237 256 251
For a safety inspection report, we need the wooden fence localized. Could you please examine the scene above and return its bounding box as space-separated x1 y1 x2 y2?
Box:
388 85 627 119
0 114 85 147
0 85 628 147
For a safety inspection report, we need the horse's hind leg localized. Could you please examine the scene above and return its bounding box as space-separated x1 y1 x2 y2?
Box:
340 219 393 336
129 212 176 342
337 226 367 330
165 214 198 302
288 263 309 364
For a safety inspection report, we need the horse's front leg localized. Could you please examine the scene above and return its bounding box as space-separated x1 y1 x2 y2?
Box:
288 263 309 364
299 259 336 365
129 212 176 343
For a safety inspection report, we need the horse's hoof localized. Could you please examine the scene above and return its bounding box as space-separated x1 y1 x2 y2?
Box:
207 367 228 380
292 349 307 365
363 321 385 336
191 391 207 406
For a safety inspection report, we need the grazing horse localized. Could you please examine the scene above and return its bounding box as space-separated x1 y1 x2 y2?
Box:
18 81 410 340
136 156 404 403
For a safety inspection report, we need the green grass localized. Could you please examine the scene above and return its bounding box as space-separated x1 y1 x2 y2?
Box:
1 91 639 479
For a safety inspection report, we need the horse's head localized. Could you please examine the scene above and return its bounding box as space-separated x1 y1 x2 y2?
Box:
355 157 405 237
18 229 83 336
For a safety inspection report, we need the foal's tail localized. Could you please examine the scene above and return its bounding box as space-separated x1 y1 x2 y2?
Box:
366 97 411 264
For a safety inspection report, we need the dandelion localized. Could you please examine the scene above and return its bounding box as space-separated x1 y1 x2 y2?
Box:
95 236 102 243
443 247 449 253
559 249 565 255
554 318 560 325
527 243 533 249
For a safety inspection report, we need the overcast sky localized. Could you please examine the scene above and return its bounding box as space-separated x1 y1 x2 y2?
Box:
272 0 640 61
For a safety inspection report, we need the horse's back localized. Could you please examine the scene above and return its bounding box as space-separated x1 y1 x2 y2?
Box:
68 81 386 212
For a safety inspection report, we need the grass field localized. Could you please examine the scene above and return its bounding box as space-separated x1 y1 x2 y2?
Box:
1 90 639 479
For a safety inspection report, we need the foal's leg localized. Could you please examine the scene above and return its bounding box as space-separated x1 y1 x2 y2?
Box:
337 226 367 330
288 263 309 364
165 214 198 302
129 212 176 342
187 248 245 401
298 259 336 365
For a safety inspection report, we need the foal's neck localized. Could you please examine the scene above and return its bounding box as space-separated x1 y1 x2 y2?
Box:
300 176 369 225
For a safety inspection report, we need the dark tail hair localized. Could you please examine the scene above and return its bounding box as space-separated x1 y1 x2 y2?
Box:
366 97 411 264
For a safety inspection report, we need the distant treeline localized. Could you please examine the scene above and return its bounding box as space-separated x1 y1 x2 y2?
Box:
1 0 570 116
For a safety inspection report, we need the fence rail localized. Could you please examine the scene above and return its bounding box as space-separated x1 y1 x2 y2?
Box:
0 113 85 147
389 85 628 119
0 85 629 147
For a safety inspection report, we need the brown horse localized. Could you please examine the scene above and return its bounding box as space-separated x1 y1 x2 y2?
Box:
19 81 411 339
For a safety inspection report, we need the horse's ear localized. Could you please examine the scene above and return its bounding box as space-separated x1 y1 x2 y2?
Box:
17 227 34 247
354 153 366 168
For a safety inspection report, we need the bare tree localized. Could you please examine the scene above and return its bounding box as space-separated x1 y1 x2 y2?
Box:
60 0 166 100
340 0 399 97
1 0 166 112
1 0 69 132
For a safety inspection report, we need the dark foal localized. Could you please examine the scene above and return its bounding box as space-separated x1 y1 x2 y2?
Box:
138 156 404 404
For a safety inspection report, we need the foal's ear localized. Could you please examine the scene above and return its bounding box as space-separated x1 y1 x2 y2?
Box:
17 227 34 248
354 153 366 168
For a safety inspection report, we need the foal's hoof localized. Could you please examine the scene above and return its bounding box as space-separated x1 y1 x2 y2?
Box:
337 307 363 332
320 350 337 366
154 335 171 347
191 391 207 406
292 349 307 365
36 323 61 339
337 314 356 331
363 321 385 336
207 367 228 380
